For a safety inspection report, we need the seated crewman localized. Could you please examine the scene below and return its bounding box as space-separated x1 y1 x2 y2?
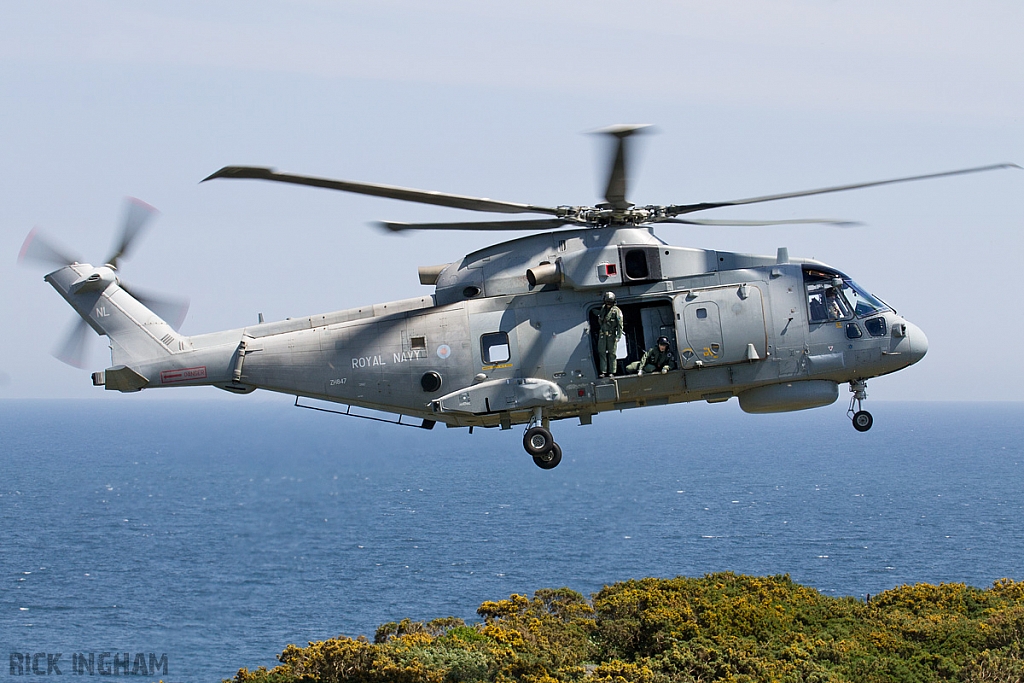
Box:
626 336 677 375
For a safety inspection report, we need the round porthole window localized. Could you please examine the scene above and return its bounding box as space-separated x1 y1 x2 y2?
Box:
420 371 443 393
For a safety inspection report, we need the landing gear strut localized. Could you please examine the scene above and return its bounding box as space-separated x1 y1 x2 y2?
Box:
524 409 562 468
847 379 873 432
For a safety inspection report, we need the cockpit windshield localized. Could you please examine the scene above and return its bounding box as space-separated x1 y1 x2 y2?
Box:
842 279 889 317
804 268 889 324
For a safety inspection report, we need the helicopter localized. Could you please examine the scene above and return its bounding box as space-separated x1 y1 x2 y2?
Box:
21 125 1017 469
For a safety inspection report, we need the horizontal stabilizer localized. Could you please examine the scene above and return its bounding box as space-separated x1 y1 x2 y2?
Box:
92 365 149 392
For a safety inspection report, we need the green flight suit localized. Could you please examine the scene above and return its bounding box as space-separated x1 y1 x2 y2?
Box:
626 344 678 374
596 304 623 375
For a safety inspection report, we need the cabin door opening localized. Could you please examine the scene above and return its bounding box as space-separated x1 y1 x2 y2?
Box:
589 300 675 376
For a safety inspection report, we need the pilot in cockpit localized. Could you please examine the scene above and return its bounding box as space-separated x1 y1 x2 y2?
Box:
825 287 850 321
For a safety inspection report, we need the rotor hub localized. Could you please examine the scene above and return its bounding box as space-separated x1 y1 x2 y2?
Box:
557 205 669 228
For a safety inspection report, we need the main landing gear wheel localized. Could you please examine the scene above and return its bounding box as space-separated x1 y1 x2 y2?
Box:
852 410 873 432
523 426 554 456
533 443 562 469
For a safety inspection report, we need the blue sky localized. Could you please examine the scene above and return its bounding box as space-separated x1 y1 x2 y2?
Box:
2 1 1021 400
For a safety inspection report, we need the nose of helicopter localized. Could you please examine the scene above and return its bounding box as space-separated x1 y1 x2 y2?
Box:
905 321 928 365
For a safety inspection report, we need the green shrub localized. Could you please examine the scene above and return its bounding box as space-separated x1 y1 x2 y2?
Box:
226 577 1024 683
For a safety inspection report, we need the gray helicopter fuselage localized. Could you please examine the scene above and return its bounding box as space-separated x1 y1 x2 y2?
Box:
34 124 1010 466
77 226 926 430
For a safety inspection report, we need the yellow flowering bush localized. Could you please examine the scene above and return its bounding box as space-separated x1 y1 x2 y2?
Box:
228 574 1024 683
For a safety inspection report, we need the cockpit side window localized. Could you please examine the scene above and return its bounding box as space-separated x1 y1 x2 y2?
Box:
803 267 888 324
806 281 851 323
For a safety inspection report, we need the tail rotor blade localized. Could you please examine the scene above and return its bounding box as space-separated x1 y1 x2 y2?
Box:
18 228 80 268
53 318 92 368
120 280 190 331
106 198 158 268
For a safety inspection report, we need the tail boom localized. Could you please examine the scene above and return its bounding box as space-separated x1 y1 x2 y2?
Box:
45 263 239 392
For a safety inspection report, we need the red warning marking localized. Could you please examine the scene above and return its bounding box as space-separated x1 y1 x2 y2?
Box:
17 228 39 263
160 366 207 383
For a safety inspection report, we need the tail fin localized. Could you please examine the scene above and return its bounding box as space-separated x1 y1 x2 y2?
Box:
45 263 190 367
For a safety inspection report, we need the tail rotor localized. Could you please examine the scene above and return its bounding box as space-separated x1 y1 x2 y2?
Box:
18 198 189 368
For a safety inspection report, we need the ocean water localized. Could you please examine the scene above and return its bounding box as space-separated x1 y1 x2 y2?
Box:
2 398 1022 681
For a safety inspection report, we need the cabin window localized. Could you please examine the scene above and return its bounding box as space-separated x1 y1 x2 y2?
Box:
696 308 708 319
481 332 510 365
846 323 863 339
410 336 427 350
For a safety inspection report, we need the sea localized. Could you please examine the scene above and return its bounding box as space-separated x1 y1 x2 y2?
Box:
2 398 1022 682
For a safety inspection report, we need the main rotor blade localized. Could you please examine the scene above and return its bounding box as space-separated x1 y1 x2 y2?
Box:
376 218 570 232
54 318 91 368
106 198 158 268
663 217 859 227
18 228 81 268
666 163 1022 216
203 166 563 216
596 124 651 211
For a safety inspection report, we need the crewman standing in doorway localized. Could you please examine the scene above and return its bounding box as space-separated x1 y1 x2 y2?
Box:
597 291 623 377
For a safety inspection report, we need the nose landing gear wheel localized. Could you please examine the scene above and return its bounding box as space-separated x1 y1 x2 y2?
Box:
852 410 873 432
533 443 562 469
523 426 554 456
847 380 873 432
